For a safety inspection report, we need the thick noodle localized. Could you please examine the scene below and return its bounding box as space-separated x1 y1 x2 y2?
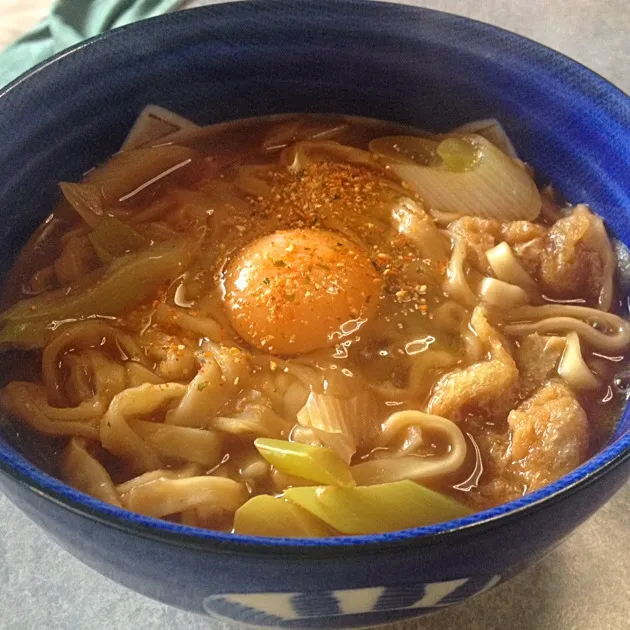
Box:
61 438 122 507
0 382 101 438
503 305 630 353
351 410 467 485
443 241 478 308
100 383 187 473
42 321 145 406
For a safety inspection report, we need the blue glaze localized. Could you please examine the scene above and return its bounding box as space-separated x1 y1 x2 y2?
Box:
0 1 628 627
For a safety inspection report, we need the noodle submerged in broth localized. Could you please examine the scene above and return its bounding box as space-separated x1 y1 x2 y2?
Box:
0 111 628 537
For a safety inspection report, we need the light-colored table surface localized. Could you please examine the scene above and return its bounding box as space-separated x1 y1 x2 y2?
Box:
1 1 629 629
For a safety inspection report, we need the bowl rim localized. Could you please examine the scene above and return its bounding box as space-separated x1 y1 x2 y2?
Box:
0 0 629 555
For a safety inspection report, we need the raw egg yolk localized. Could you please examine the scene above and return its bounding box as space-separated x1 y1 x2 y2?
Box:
224 229 381 354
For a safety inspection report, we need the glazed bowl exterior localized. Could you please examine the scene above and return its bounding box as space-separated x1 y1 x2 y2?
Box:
0 1 628 628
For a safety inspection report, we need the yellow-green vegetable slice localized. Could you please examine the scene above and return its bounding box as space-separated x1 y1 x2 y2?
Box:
254 438 355 487
436 137 481 172
233 495 334 538
85 145 205 204
88 216 149 263
284 480 472 534
59 182 104 228
0 319 53 349
0 239 197 348
369 135 439 166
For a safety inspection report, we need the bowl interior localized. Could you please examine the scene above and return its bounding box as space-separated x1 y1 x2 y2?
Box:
0 0 628 546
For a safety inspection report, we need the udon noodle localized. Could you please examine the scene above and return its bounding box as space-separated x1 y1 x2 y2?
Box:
0 110 628 537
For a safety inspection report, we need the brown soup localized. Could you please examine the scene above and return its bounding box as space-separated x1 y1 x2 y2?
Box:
0 113 627 537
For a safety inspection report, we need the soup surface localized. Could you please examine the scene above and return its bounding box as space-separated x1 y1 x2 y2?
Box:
0 112 628 537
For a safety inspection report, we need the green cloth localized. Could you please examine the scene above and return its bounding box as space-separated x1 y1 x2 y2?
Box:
0 0 182 88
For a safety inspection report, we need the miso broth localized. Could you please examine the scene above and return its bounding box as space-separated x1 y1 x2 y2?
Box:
0 112 627 536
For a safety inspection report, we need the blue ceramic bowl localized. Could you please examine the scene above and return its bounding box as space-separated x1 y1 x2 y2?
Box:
0 1 629 628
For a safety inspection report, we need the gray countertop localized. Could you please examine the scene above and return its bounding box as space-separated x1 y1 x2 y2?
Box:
1 1 630 629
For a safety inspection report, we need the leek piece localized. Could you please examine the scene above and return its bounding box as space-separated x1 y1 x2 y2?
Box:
285 480 472 534
85 145 205 204
369 135 439 166
381 135 541 221
296 391 378 464
371 135 480 171
88 216 149 263
453 118 518 158
254 438 355 487
0 239 197 348
436 137 480 172
120 105 200 151
59 182 104 228
233 495 334 538
90 239 114 265
0 319 52 349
